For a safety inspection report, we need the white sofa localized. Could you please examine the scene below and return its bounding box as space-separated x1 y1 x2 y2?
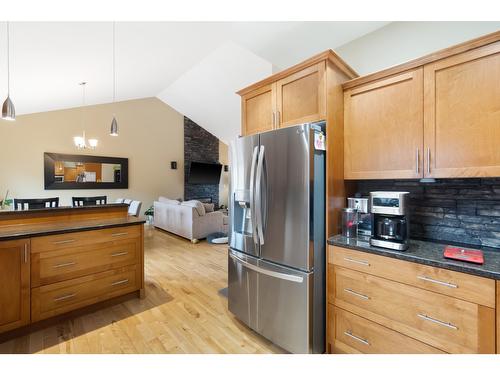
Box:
153 197 225 242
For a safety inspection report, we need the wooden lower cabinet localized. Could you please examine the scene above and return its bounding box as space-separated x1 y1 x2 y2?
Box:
0 239 30 334
330 306 444 354
327 245 497 354
31 265 140 322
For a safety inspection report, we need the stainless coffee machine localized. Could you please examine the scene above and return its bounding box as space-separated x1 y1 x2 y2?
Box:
347 197 371 236
369 192 410 251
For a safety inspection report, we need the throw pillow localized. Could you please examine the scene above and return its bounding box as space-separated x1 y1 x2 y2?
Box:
203 203 215 213
181 200 206 216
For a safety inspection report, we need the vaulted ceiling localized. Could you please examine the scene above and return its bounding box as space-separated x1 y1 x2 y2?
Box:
0 22 390 142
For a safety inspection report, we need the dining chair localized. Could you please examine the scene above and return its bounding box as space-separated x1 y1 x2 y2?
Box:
72 196 107 207
14 198 59 210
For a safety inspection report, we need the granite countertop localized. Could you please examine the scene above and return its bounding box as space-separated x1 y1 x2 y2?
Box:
328 234 500 280
0 203 128 216
0 216 145 241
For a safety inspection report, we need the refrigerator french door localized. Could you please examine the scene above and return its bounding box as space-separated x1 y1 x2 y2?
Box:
228 122 326 354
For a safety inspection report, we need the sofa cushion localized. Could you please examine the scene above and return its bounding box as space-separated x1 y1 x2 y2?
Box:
203 203 215 213
158 196 180 205
181 200 206 216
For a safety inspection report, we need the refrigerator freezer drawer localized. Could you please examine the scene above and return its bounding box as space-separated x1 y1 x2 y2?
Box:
228 250 315 353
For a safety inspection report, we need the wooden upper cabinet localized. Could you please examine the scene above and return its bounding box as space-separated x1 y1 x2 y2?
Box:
276 62 326 128
241 83 275 136
344 68 424 179
0 239 30 334
424 41 500 178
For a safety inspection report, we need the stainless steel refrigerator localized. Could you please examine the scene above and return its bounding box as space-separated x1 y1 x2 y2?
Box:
228 121 326 354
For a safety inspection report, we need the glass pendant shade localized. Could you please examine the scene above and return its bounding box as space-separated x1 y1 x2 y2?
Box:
110 116 118 136
88 138 98 149
2 96 15 121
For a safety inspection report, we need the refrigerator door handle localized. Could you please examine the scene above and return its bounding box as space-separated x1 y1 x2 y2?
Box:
255 145 265 245
249 146 259 245
229 252 304 283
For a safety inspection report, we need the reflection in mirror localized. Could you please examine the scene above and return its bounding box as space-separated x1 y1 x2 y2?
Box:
53 161 122 183
45 153 128 190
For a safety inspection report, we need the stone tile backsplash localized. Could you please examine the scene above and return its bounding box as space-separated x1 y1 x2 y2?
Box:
354 178 500 249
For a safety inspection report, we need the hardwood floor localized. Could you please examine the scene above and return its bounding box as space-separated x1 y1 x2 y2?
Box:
0 226 285 354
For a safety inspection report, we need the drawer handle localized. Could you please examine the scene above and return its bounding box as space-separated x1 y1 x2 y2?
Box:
111 251 129 257
417 275 457 289
54 293 76 302
344 257 370 266
111 232 128 237
53 261 77 268
344 288 370 300
111 278 129 286
417 313 458 330
53 239 76 245
344 330 369 346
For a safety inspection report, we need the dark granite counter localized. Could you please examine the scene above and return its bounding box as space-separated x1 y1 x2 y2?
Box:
0 203 128 217
328 235 500 280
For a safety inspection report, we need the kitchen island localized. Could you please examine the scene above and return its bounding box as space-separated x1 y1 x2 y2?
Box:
0 204 145 338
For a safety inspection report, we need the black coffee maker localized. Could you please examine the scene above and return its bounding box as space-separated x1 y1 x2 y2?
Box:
369 191 410 251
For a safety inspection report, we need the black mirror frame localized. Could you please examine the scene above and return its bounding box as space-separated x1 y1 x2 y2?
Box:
44 152 129 190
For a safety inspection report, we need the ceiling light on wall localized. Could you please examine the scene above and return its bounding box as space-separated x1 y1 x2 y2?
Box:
109 21 118 136
74 82 98 150
2 22 15 121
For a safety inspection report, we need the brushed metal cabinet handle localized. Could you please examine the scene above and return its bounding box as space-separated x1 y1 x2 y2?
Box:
343 257 370 266
54 293 76 302
111 251 129 257
111 232 128 237
344 330 370 345
272 112 275 127
427 147 431 175
24 243 28 263
111 279 129 286
417 313 457 330
417 275 457 289
416 148 420 174
53 261 77 269
53 239 76 245
344 288 370 300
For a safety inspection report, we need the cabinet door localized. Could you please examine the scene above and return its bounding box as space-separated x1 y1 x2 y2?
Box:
276 62 326 128
344 69 424 179
0 239 30 333
241 83 275 136
424 42 500 178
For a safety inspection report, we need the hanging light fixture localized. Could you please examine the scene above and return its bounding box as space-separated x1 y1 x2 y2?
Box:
74 82 98 150
109 21 118 136
2 21 15 121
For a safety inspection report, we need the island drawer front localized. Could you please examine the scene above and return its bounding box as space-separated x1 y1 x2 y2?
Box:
31 265 140 322
330 305 444 354
31 238 141 287
330 266 496 353
31 225 142 253
329 245 495 308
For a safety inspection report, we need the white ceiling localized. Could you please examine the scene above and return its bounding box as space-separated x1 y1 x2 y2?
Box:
0 22 389 139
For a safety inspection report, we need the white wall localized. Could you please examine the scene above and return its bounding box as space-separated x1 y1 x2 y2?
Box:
0 97 184 216
336 22 500 75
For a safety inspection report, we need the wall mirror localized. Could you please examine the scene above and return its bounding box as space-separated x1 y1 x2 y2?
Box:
44 152 128 190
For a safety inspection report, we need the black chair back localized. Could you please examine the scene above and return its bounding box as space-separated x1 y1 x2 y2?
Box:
72 196 107 207
14 198 59 210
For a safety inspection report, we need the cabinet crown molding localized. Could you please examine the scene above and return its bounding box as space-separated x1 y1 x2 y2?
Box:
237 49 358 96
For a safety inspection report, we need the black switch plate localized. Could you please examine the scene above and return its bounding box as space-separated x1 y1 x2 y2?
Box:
171 161 177 170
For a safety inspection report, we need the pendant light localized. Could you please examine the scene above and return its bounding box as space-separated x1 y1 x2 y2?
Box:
110 21 118 136
2 22 15 121
74 82 98 150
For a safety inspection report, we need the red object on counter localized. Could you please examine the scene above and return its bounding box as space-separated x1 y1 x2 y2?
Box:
443 246 484 264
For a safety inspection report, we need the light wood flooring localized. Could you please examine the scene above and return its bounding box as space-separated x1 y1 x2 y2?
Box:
0 226 285 354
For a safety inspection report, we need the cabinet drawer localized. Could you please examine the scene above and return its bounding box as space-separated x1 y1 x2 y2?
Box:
330 305 444 354
31 265 140 322
31 225 142 253
31 238 141 287
329 246 495 307
330 266 495 353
